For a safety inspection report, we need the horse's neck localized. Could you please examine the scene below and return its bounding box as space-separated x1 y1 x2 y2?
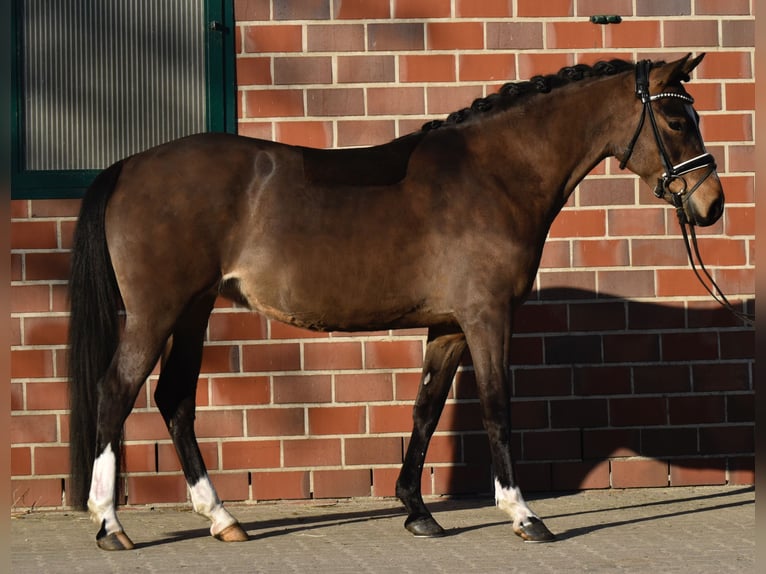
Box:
486 74 632 207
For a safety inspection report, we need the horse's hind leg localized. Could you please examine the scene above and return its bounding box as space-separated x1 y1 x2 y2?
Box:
89 323 170 550
396 328 466 537
153 294 248 543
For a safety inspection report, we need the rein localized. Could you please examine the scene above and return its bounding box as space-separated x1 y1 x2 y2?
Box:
621 60 754 327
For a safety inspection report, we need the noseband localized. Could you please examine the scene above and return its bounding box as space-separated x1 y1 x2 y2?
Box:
620 61 752 326
620 60 717 220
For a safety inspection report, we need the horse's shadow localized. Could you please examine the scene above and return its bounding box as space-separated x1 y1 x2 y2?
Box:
135 486 753 549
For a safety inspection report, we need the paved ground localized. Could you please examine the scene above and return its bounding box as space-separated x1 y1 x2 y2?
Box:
11 485 754 573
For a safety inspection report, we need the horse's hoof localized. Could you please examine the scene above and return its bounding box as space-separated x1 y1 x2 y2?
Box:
405 515 446 538
96 530 135 551
513 516 555 543
214 522 249 542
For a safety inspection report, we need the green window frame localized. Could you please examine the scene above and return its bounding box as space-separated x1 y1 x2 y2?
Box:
11 0 236 200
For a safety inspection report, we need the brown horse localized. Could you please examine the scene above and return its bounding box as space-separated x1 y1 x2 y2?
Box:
68 54 723 550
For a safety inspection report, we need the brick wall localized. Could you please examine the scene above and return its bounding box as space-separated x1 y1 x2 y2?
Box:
11 0 754 510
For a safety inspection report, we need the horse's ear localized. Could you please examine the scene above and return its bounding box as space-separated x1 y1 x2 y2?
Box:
655 53 705 85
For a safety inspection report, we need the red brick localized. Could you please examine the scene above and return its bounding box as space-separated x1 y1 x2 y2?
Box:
549 209 605 238
514 367 572 397
334 372 393 403
549 398 607 429
724 82 754 112
10 414 58 444
697 52 752 80
568 301 625 332
221 440 281 470
11 221 58 250
426 85 484 115
313 469 371 498
210 376 270 406
236 57 271 86
243 25 303 53
345 437 402 465
574 365 632 396
459 54 515 82
234 0 270 21
607 207 667 237
486 22 543 51
547 22 602 50
247 407 305 437
605 21 661 49
523 430 581 460
670 460 726 486
635 0 690 16
209 472 249 501
610 397 667 427
276 121 333 148
664 20 719 47
10 284 50 314
157 442 218 472
334 0 390 19
728 456 754 485
432 464 491 495
200 345 239 374
252 470 311 500
283 438 341 467
700 426 753 455
368 404 412 433
641 427 699 457
242 343 301 373
729 144 754 172
364 340 423 370
722 20 755 48
28 199 80 217
572 239 629 267
394 371 422 401
631 238 688 267
307 88 366 117
518 0 572 16
576 0 632 16
456 0 512 17
400 55 455 83
693 363 750 393
11 447 32 476
195 410 244 438
393 0 450 18
270 320 327 340
701 113 752 142
337 120 396 147
12 478 63 508
123 443 155 473
538 241 570 268
552 460 610 490
367 87 425 116
23 316 69 346
273 374 332 404
427 22 484 50
124 411 169 441
634 365 690 394
274 56 332 85
604 333 660 363
511 400 548 429
662 332 719 362
337 55 396 84
127 475 187 505
611 459 669 488
371 467 401 497
245 89 304 118
274 0 330 19
308 406 366 435
23 252 70 281
696 0 750 14
208 312 267 341
655 269 711 298
307 24 365 52
26 382 68 411
583 428 640 458
368 23 424 51
598 269 655 299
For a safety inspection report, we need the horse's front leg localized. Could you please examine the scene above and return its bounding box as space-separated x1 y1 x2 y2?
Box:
396 329 467 537
463 313 555 542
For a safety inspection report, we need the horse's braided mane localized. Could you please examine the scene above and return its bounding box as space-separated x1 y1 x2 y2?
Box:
421 59 640 132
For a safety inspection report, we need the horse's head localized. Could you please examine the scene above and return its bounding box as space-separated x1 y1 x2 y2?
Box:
618 54 724 227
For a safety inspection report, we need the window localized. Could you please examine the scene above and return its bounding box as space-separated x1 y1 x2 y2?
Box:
11 0 236 199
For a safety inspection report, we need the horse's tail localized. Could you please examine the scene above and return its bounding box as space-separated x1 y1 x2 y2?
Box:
68 160 125 510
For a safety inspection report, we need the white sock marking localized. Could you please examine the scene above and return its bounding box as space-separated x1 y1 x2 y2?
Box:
87 444 124 535
494 478 537 530
189 475 238 536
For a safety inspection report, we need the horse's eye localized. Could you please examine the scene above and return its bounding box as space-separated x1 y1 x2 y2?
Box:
668 120 684 131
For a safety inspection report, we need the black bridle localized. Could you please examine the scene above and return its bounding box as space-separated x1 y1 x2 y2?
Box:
621 60 753 326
